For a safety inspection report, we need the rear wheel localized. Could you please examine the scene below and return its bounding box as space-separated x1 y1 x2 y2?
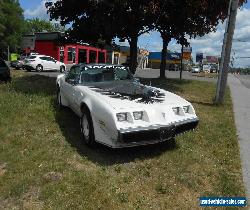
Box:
80 107 96 147
56 86 63 109
60 66 65 73
36 65 43 72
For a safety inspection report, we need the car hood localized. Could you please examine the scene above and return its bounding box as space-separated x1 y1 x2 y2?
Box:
78 80 187 110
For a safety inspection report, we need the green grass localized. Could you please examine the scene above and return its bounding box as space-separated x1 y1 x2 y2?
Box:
0 71 246 209
193 72 218 78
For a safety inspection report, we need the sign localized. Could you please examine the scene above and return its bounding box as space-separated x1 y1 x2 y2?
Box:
196 53 203 63
182 52 192 60
183 47 192 53
21 35 35 50
206 56 219 63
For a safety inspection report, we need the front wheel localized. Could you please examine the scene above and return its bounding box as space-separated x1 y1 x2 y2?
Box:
60 66 65 73
56 87 64 109
80 108 96 147
36 65 43 72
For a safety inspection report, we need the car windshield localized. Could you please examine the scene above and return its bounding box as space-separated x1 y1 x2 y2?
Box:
80 66 133 83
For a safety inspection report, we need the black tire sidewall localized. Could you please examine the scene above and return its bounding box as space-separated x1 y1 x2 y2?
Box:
60 66 65 73
56 87 62 108
36 65 43 72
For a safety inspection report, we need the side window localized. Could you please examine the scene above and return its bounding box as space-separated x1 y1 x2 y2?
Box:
46 57 54 62
40 57 47 61
66 66 81 84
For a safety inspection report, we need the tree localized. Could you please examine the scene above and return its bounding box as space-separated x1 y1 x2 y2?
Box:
154 0 247 79
23 18 60 34
0 0 24 58
46 0 153 74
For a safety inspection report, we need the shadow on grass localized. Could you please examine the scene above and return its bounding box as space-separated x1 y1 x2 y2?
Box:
53 102 178 166
11 74 179 166
141 78 191 93
10 75 56 96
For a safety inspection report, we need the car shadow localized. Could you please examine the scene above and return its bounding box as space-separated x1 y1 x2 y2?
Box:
141 78 191 93
53 100 178 166
10 74 56 96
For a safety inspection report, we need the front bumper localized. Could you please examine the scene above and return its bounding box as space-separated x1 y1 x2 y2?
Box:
114 119 199 148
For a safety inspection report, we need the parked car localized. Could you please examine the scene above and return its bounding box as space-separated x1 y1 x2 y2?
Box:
202 64 211 73
56 64 199 148
10 56 26 70
210 64 218 73
0 58 11 82
23 55 66 72
191 66 200 73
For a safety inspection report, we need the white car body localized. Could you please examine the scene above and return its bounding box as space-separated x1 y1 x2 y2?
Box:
24 55 66 72
191 66 200 73
57 64 199 148
202 65 211 73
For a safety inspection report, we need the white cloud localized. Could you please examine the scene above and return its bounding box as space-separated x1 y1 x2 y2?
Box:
24 0 55 19
188 8 250 67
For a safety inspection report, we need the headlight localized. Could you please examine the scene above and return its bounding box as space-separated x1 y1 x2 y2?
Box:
133 111 143 120
116 113 128 122
172 107 180 115
183 105 190 113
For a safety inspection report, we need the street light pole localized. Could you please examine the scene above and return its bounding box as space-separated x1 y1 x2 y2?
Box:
215 0 239 104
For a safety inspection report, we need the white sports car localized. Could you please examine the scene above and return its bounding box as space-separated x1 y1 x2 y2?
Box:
56 64 199 148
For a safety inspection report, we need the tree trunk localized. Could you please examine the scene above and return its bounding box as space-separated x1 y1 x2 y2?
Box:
160 38 169 79
129 36 138 74
180 44 184 80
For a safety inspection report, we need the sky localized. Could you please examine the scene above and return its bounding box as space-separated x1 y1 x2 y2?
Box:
20 0 250 67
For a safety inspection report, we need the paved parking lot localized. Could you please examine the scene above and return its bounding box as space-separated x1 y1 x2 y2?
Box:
20 67 218 83
135 68 217 82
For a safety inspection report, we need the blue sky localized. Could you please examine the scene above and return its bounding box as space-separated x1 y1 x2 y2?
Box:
20 0 250 67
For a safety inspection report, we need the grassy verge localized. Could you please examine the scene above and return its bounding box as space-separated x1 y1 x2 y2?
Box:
0 71 245 209
192 72 218 78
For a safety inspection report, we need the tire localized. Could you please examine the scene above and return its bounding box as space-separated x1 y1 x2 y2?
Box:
60 66 65 73
36 65 43 72
56 86 64 109
80 107 96 147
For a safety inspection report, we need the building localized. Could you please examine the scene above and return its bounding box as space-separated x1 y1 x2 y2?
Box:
148 52 182 69
22 32 107 65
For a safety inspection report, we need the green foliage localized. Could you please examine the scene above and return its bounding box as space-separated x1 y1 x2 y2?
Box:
0 0 24 56
23 18 60 34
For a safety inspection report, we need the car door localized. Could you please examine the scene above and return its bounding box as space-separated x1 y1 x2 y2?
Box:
49 57 60 70
39 56 50 70
60 66 81 113
45 56 57 70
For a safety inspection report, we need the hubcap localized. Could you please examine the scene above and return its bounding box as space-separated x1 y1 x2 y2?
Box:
37 66 42 71
81 114 90 140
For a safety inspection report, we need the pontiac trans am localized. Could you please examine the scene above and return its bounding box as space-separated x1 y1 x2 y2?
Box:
56 64 199 148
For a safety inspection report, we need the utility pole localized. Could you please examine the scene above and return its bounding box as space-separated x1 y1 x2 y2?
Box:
215 0 239 104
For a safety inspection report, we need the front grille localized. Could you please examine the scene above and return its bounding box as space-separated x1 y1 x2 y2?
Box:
175 120 199 135
120 125 175 143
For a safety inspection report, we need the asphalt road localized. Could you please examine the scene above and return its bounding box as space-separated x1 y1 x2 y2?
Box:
23 68 218 83
135 68 217 83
